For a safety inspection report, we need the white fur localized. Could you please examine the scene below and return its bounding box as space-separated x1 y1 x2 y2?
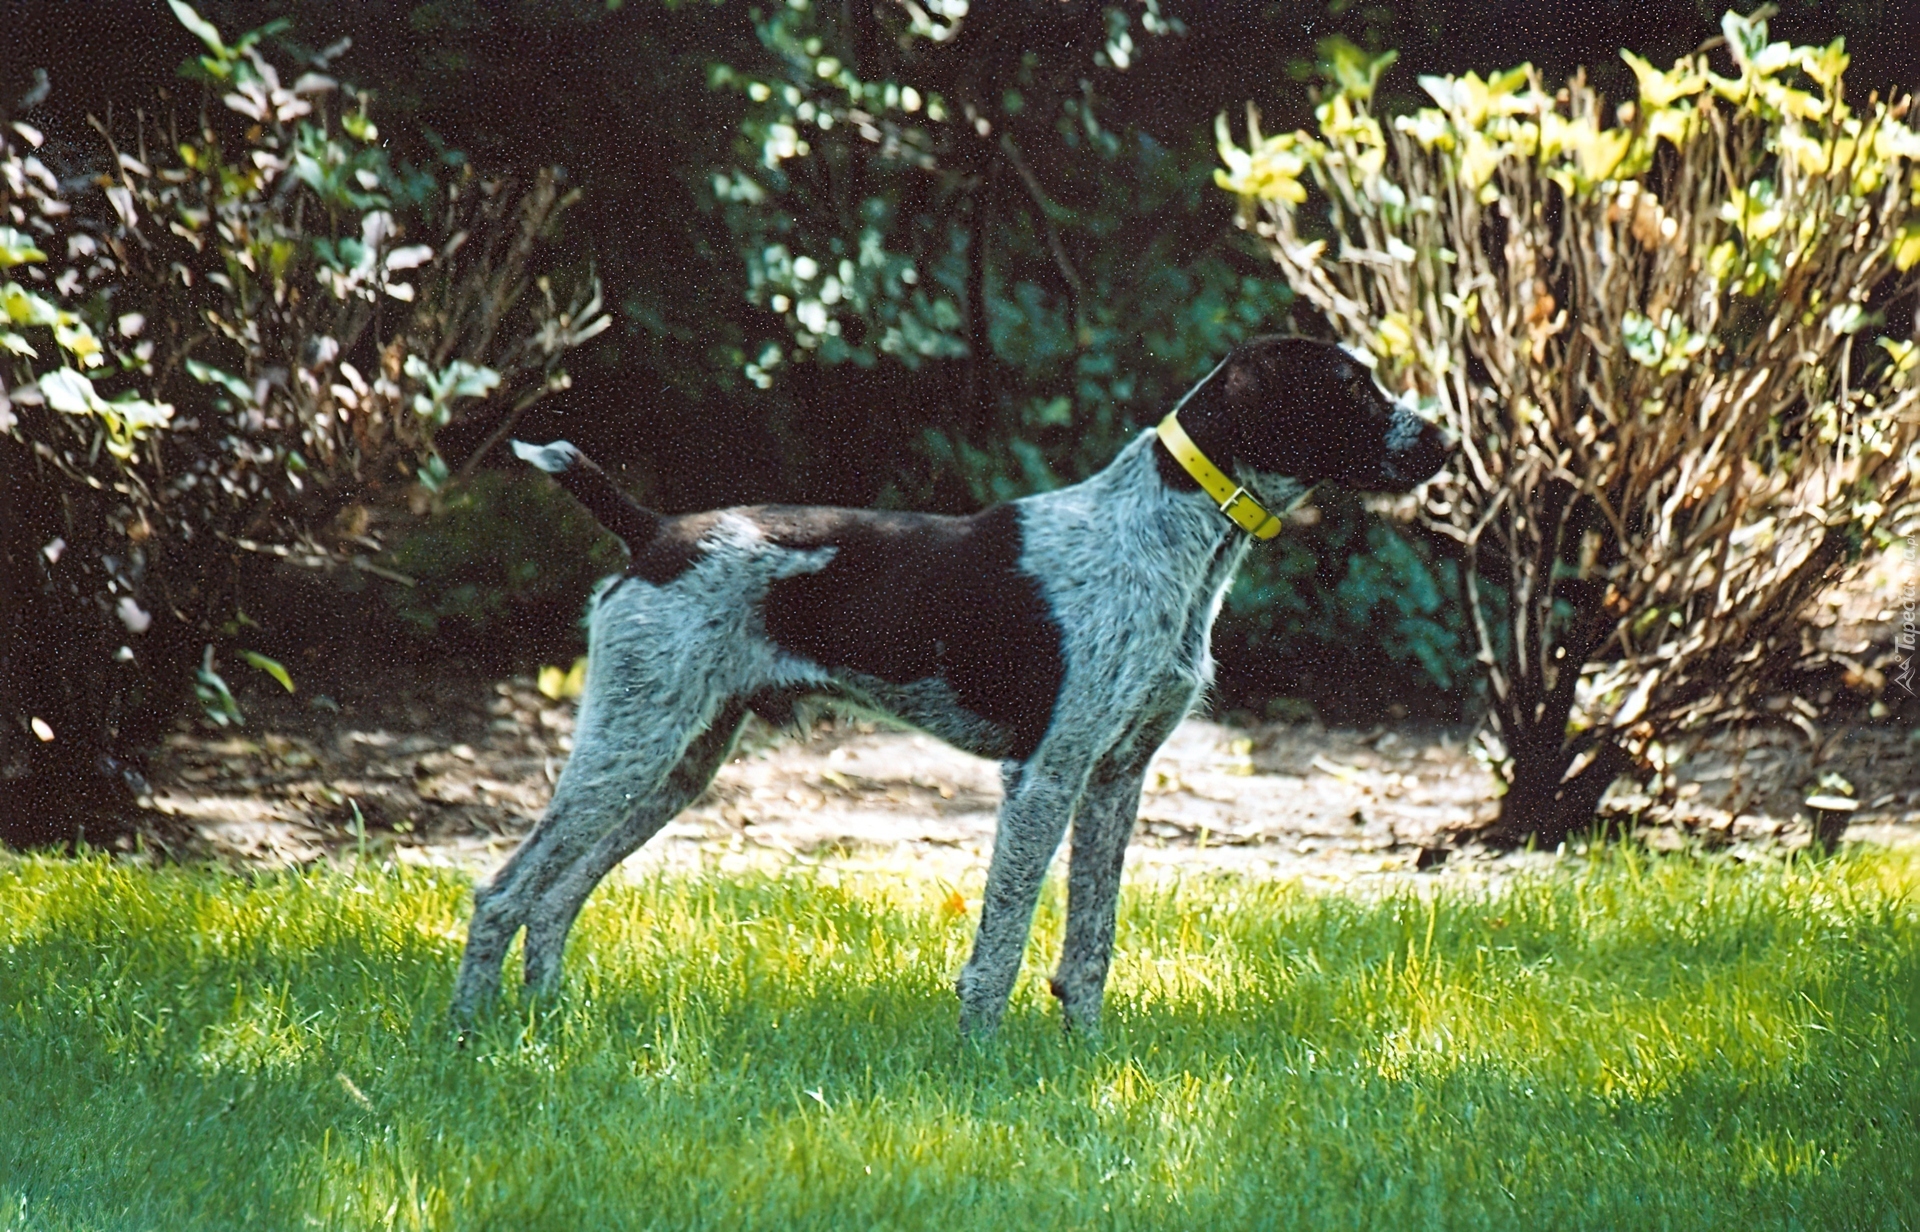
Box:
511 439 581 474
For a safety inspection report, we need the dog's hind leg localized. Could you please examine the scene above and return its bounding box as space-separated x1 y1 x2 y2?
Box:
520 698 749 995
955 746 1096 1038
452 723 703 1019
452 648 726 1022
1049 717 1177 1034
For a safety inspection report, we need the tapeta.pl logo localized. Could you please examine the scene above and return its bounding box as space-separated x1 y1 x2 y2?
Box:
1897 534 1917 695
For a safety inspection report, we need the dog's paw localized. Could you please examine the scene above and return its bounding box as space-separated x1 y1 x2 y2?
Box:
510 438 581 474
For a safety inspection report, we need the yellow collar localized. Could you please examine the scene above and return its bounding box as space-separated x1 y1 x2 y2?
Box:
1156 410 1283 540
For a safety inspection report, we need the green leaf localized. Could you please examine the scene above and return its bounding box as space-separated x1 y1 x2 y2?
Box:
417 452 451 493
0 227 47 268
1892 221 1920 272
231 17 292 54
1721 9 1769 70
194 646 245 727
342 109 380 144
446 360 500 401
240 650 295 693
185 357 255 404
168 0 226 53
1318 36 1397 101
404 356 500 427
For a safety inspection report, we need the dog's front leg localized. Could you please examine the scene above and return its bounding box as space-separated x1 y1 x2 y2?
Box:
956 749 1093 1038
1050 751 1157 1035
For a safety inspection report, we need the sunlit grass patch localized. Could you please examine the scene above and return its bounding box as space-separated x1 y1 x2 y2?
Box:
1 848 1915 1231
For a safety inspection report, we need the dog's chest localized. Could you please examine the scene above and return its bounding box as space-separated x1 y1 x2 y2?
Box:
1015 481 1245 710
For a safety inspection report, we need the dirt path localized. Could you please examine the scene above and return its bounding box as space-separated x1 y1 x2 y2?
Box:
142 662 1920 888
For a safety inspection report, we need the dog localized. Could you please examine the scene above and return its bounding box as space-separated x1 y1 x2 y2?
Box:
450 336 1450 1036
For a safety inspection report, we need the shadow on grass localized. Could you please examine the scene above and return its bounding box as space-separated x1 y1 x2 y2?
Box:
1 857 1916 1230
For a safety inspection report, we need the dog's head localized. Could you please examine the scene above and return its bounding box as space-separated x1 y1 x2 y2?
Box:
1177 336 1451 504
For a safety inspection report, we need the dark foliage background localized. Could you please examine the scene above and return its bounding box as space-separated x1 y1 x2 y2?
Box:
2 0 1914 839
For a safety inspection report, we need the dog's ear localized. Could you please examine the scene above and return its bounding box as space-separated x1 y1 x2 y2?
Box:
1218 336 1307 411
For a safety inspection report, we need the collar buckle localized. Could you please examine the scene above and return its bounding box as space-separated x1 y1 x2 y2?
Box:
1157 407 1285 540
1218 487 1281 539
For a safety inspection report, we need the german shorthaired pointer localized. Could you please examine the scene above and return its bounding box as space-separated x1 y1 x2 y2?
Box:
451 336 1449 1036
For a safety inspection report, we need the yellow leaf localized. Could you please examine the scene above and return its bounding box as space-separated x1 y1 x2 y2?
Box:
1376 312 1416 358
1538 112 1573 161
1750 42 1796 76
1777 125 1829 175
0 226 47 268
1621 50 1706 109
1874 119 1920 161
240 651 295 693
1457 130 1503 191
54 321 103 367
1644 104 1695 151
1892 222 1920 272
1 281 61 326
1772 85 1827 121
1393 108 1453 151
1576 126 1631 183
1215 113 1313 207
1797 38 1850 90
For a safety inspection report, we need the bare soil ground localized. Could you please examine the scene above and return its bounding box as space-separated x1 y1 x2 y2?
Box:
120 550 1917 881
141 613 1920 889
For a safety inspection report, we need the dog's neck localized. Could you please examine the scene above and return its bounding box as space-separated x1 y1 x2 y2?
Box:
1071 431 1255 593
1152 377 1240 497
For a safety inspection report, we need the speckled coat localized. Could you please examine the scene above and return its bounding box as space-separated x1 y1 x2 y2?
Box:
451 336 1450 1036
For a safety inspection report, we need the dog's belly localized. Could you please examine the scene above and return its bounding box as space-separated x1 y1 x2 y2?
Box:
814 673 1021 761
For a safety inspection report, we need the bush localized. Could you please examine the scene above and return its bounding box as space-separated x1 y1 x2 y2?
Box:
1221 15 1920 844
0 5 605 842
378 467 624 656
1212 492 1475 722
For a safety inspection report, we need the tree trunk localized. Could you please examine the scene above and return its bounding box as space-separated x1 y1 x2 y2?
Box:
963 161 999 435
1485 739 1633 850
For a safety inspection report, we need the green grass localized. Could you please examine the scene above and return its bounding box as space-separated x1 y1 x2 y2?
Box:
1 849 1916 1231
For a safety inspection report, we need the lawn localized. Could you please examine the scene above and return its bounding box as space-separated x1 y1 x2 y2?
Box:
1 848 1916 1231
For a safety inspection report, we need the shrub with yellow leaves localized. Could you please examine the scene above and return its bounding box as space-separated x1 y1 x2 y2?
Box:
1219 11 1920 846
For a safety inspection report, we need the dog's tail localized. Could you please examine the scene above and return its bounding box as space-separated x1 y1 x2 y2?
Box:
511 439 659 553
